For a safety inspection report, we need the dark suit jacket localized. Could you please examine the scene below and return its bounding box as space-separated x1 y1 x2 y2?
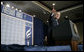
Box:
48 13 72 41
47 13 62 41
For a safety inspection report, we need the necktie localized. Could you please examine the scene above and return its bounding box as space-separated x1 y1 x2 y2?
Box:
52 18 59 26
56 19 59 26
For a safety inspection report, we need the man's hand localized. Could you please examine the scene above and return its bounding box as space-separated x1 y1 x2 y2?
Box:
52 8 56 13
45 36 47 42
51 9 57 18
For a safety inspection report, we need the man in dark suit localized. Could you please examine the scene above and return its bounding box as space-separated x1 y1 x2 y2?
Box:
47 9 61 46
46 9 80 51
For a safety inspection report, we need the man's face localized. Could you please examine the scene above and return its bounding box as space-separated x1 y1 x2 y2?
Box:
54 12 61 19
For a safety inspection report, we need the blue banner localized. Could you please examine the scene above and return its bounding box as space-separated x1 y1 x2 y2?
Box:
3 5 15 17
1 5 3 13
1 5 32 22
25 22 32 46
23 13 32 22
15 10 23 19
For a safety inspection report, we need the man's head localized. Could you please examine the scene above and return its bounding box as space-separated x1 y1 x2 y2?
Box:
54 12 61 20
51 9 61 19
